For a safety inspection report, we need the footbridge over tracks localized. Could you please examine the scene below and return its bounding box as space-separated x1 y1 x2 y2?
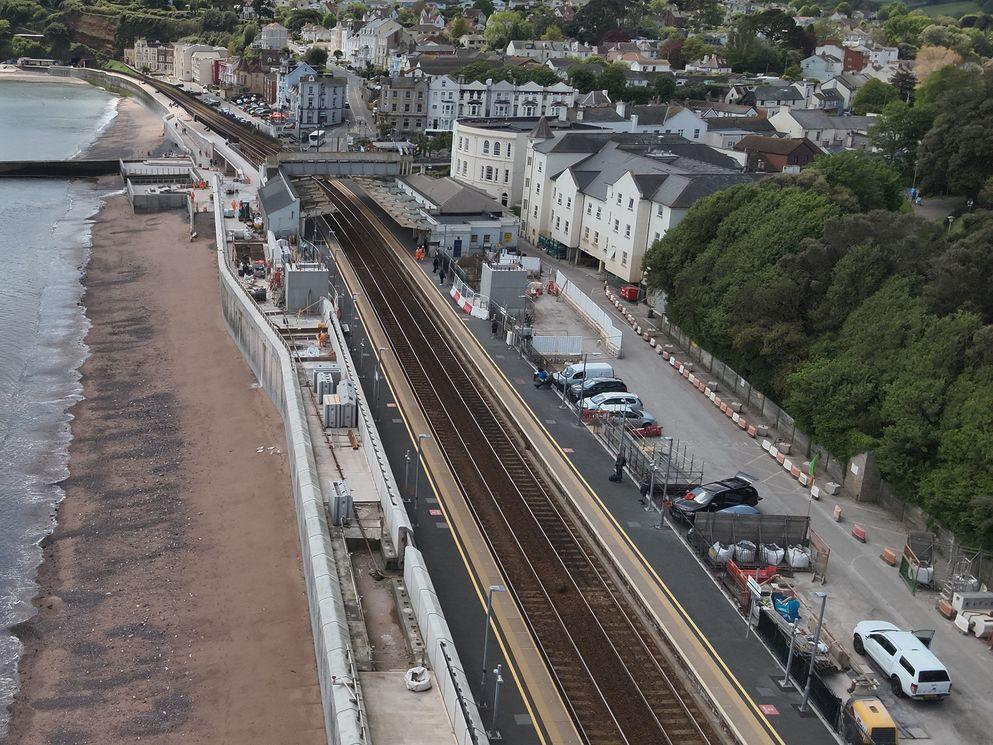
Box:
267 151 413 179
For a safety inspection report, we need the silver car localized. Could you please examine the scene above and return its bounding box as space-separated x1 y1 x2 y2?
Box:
582 392 643 412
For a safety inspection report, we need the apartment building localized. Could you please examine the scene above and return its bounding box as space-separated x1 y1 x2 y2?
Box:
289 74 347 128
504 39 594 62
520 132 757 282
377 76 430 136
133 39 174 75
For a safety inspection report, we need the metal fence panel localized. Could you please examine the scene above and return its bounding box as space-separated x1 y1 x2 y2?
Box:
531 335 582 357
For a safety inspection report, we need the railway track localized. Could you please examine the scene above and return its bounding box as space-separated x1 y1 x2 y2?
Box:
135 73 280 167
317 179 726 745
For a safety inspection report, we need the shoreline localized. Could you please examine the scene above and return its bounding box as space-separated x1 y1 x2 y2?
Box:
4 88 324 744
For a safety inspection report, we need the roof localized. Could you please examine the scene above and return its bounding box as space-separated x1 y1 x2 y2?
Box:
733 135 815 155
753 85 804 101
577 89 611 107
550 137 754 207
401 174 506 214
530 116 554 139
259 173 297 215
706 117 776 133
787 109 874 130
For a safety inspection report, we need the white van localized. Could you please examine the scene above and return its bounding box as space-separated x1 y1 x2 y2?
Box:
552 361 614 390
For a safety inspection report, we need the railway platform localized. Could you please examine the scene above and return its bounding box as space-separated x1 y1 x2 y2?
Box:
342 181 839 745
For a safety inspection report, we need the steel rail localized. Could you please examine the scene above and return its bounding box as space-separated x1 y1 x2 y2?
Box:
319 179 720 745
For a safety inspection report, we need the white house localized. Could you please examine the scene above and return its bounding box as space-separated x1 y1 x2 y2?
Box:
288 74 347 128
530 137 756 282
456 78 576 119
801 52 844 83
769 108 874 150
173 43 220 82
426 74 459 132
505 39 593 62
684 54 731 74
259 23 289 50
276 60 318 110
300 24 334 43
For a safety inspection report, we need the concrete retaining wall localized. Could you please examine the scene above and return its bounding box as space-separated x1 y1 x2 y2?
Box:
212 177 365 745
405 547 489 745
319 288 490 745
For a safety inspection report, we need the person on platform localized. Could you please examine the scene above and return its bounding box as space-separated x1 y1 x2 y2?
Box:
610 453 626 482
533 368 550 388
432 256 439 274
439 270 446 285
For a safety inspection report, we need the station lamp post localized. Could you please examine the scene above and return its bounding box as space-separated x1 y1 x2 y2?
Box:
410 433 429 527
479 584 506 708
800 591 828 713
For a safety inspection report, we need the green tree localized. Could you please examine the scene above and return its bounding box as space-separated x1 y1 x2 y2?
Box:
0 19 12 60
596 62 628 100
568 64 599 93
868 99 934 167
344 2 367 20
850 78 900 114
654 75 677 101
541 23 564 41
472 0 494 15
918 68 993 197
882 7 932 48
809 152 905 212
926 211 993 323
889 66 917 102
835 1 852 14
484 11 533 50
446 17 470 42
681 35 714 63
304 45 328 68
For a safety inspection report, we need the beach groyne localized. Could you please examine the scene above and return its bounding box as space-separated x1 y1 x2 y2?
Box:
0 160 123 178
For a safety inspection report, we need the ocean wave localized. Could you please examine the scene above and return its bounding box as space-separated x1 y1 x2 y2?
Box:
68 94 120 161
0 178 117 736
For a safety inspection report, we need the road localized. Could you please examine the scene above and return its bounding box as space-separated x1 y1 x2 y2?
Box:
532 248 992 745
328 63 374 137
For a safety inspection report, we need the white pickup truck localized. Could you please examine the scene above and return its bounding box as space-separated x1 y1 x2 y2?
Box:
853 621 952 701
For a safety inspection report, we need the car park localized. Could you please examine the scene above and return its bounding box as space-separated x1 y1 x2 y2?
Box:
552 361 614 389
852 621 951 700
581 391 643 412
568 377 627 401
669 474 761 524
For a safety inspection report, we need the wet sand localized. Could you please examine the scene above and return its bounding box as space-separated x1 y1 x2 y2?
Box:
4 100 325 743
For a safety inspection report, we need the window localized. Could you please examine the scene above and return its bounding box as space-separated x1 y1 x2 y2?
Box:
536 183 541 194
871 635 897 656
565 220 570 232
557 194 562 205
693 128 700 139
625 224 631 238
622 251 628 266
658 204 664 216
596 207 602 219
627 198 634 210
485 166 493 180
566 197 572 209
501 193 508 206
584 227 590 238
555 216 561 229
493 142 501 155
594 231 599 244
504 170 509 183
654 232 660 241
899 657 916 677
613 219 619 233
506 143 511 158
616 194 622 205
483 233 491 245
404 104 410 112
533 205 538 217
537 162 542 173
586 204 592 215
483 140 490 154
462 161 467 175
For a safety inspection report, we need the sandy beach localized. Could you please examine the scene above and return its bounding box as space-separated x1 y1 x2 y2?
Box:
4 92 325 744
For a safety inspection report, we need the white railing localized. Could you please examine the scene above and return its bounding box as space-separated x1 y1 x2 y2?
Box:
555 270 623 355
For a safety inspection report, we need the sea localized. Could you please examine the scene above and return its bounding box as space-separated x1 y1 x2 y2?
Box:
0 78 122 734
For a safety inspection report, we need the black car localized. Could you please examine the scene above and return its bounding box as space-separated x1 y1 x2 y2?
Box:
567 377 627 401
669 474 760 524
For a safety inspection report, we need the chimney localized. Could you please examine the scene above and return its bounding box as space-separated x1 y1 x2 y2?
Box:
557 105 568 122
615 100 627 117
577 109 584 121
630 114 639 132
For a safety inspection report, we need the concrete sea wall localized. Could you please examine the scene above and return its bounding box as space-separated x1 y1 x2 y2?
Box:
212 177 365 745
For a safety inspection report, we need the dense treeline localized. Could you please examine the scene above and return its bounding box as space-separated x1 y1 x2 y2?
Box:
644 152 993 548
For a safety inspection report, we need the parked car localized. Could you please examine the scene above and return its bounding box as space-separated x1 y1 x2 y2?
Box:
581 391 643 412
552 361 614 390
609 406 657 428
669 474 760 524
852 621 951 700
568 377 627 401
